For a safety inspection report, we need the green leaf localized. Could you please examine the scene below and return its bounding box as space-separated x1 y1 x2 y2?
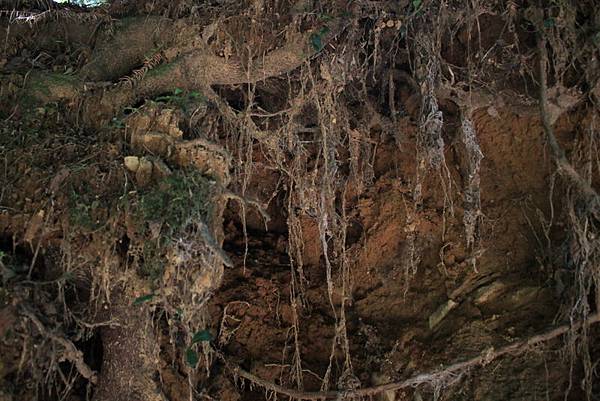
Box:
543 18 555 28
185 348 199 368
132 293 155 306
318 13 333 22
173 88 183 96
412 0 422 10
154 95 173 103
310 33 323 51
310 34 323 51
191 330 213 344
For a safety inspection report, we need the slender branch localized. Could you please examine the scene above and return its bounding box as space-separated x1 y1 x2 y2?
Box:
537 35 600 216
223 313 600 400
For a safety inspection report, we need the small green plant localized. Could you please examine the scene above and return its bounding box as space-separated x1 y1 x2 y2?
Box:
544 18 556 28
310 26 330 52
185 348 199 368
153 88 205 111
184 330 212 369
191 330 212 343
132 293 156 305
110 117 125 129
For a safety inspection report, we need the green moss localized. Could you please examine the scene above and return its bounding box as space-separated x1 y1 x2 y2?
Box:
21 72 80 110
137 169 212 239
28 72 78 92
27 79 51 97
67 181 112 231
68 191 102 230
134 169 213 282
139 241 165 282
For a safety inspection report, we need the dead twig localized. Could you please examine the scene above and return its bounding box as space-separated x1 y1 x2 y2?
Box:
223 313 600 400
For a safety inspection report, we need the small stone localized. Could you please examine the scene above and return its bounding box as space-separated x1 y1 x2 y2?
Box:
386 20 395 28
124 156 140 172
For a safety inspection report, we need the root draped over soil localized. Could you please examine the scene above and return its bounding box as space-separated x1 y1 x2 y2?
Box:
224 313 600 400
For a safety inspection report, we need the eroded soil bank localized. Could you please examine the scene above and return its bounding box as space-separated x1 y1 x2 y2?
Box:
1 1 599 401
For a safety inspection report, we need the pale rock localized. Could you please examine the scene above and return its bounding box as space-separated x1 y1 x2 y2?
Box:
124 156 140 172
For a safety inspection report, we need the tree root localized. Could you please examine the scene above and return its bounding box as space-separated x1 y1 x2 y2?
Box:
221 313 600 400
537 35 600 218
15 14 348 126
91 285 167 401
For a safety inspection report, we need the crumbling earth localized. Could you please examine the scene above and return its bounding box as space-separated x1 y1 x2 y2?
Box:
1 1 599 401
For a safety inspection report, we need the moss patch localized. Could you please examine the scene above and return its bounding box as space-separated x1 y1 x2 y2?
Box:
137 169 213 239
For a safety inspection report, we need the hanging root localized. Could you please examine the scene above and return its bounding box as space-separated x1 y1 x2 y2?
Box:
460 112 484 251
221 314 600 400
402 10 448 292
537 36 600 218
537 31 600 400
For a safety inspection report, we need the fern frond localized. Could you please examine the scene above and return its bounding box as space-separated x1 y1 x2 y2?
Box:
118 52 165 88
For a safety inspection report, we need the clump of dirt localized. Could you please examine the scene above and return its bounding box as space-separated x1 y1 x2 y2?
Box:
1 1 600 401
